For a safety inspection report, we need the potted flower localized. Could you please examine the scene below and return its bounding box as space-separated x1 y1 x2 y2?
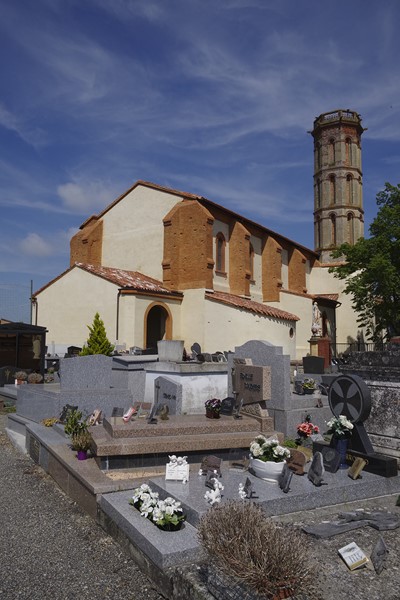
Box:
205 398 222 419
27 372 43 384
302 378 316 394
71 430 93 460
249 435 290 482
129 484 186 531
326 414 354 469
15 371 28 385
296 414 319 446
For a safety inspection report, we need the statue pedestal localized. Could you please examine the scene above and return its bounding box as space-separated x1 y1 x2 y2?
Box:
308 336 320 356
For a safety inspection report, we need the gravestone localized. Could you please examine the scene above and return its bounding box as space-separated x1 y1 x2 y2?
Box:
307 452 325 487
313 373 398 477
232 362 271 424
155 376 182 415
220 397 235 416
201 455 222 477
348 457 367 480
286 449 306 475
278 463 293 493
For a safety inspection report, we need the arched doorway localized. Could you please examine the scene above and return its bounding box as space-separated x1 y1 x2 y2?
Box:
144 303 171 351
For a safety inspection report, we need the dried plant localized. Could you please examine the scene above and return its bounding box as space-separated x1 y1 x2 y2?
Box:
198 500 315 599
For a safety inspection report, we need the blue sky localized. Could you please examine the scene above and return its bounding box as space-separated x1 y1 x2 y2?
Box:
1 0 400 319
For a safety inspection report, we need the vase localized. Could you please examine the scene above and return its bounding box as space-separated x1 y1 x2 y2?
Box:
77 450 88 460
249 458 285 483
156 521 184 532
334 437 349 469
206 409 220 419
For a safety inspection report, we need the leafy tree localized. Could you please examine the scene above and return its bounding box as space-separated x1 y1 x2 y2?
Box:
80 312 115 356
330 182 400 341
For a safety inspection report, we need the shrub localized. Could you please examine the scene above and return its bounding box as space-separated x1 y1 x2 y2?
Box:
27 372 43 384
80 312 114 356
198 500 315 599
71 430 93 452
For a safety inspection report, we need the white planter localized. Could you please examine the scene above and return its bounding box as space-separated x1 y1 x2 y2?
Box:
249 458 285 483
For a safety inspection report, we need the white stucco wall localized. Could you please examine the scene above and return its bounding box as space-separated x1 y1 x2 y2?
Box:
101 185 180 280
274 292 312 359
35 267 119 348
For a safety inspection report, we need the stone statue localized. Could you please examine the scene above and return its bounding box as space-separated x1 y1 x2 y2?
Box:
311 302 322 337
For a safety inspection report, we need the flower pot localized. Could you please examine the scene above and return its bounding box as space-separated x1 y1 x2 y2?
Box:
303 388 314 394
249 458 285 483
334 437 349 469
156 521 184 532
77 450 88 460
206 409 220 419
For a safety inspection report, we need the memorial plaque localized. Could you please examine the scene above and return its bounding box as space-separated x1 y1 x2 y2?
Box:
320 446 341 473
338 542 368 570
348 457 367 480
220 397 235 416
278 463 293 493
111 407 124 417
29 436 40 464
370 535 388 574
243 477 255 499
165 458 189 481
234 364 271 405
205 470 219 489
307 452 325 487
286 449 306 475
201 455 222 477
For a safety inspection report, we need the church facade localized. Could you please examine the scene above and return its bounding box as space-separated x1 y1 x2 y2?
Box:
33 110 365 359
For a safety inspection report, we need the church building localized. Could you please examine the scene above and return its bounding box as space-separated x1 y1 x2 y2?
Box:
33 109 365 360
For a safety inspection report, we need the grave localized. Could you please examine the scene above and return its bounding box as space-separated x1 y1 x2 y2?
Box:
14 355 134 423
313 373 398 477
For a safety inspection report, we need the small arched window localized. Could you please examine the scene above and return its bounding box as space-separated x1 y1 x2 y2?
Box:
330 213 337 246
347 212 355 245
329 174 336 204
346 174 353 204
328 138 335 164
345 137 352 165
215 233 226 273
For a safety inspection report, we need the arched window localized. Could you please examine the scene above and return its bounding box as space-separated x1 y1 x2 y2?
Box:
329 174 336 204
328 138 335 164
316 216 321 249
330 213 337 246
316 178 321 208
215 233 226 273
249 242 255 281
347 212 355 245
345 137 352 165
346 174 353 204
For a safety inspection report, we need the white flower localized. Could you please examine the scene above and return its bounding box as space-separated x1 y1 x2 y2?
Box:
238 483 246 500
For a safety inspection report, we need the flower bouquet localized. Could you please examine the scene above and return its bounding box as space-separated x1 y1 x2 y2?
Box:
130 483 186 531
250 436 290 463
326 414 354 438
302 378 316 394
205 398 222 419
296 414 319 445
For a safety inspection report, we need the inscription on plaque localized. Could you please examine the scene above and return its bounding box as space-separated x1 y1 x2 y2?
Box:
234 364 271 405
29 436 40 464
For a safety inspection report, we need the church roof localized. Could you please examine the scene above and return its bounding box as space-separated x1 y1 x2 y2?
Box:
205 290 299 321
34 263 183 298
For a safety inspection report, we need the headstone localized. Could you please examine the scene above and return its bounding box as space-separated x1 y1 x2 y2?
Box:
155 375 182 415
303 356 325 374
320 446 341 473
327 373 398 477
307 452 325 487
370 535 388 574
59 355 113 390
278 463 293 493
157 340 184 362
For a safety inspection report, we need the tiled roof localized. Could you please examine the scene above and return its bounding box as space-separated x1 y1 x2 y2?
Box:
76 263 183 296
314 293 339 302
205 290 299 321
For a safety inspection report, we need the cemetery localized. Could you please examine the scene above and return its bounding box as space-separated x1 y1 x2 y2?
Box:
2 333 400 600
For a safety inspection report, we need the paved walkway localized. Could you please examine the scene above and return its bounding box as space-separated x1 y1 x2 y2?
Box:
0 413 164 600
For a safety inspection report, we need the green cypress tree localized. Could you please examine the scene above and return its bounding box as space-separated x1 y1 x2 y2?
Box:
80 312 115 356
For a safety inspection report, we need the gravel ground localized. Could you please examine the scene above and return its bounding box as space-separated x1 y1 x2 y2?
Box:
0 413 164 600
1 410 399 600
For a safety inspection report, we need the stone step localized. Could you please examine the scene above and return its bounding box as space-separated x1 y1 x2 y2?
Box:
102 413 265 439
91 428 275 457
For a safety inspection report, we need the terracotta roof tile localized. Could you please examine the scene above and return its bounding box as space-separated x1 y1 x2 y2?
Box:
314 293 340 302
205 290 299 321
76 263 182 296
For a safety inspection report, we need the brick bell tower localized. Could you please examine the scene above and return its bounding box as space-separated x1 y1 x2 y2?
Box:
310 109 366 263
